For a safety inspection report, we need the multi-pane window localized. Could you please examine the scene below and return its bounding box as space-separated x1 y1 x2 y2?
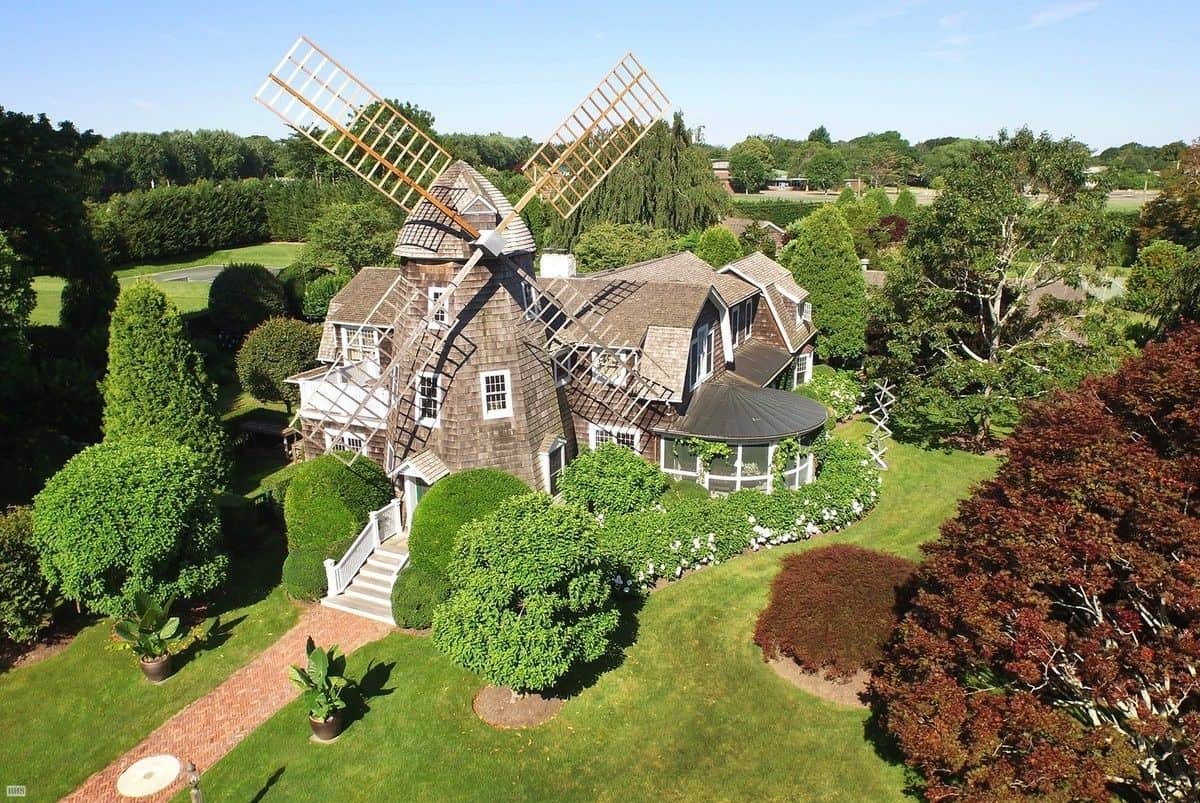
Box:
686 323 715 389
590 424 638 451
480 370 512 419
327 431 366 454
797 300 812 325
416 372 441 426
547 442 565 495
428 287 448 326
731 299 754 347
793 352 813 387
342 327 379 363
520 282 541 321
553 349 577 387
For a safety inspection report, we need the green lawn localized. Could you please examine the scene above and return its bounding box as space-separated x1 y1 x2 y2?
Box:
29 242 303 325
179 431 998 802
0 548 299 803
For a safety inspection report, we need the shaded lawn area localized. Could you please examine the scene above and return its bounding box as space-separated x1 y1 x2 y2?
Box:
0 546 299 803
179 431 998 802
29 242 303 325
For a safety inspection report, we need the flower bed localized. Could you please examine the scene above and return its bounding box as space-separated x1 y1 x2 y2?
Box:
600 437 881 591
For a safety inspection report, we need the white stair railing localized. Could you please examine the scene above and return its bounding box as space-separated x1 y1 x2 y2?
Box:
324 498 404 595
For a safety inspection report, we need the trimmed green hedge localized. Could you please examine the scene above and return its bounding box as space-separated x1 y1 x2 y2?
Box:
391 468 528 628
282 455 392 599
0 507 54 645
731 198 823 228
281 547 327 601
558 443 669 517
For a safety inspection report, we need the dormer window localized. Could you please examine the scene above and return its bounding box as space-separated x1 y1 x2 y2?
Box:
686 323 715 389
342 326 380 363
797 301 812 325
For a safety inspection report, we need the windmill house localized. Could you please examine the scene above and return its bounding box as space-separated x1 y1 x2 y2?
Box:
257 37 826 622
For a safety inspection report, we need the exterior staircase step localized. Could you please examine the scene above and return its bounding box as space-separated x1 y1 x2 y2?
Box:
359 565 398 584
320 593 394 626
351 575 393 594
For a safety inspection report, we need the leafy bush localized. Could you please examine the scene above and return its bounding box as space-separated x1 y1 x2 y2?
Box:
1124 238 1189 312
392 469 529 629
31 440 227 616
88 179 269 265
893 188 918 220
862 187 893 217
303 201 399 273
0 507 54 645
208 262 288 341
572 222 676 274
795 366 862 421
558 443 669 517
236 317 321 413
659 478 709 508
432 494 618 693
283 455 393 557
693 225 743 267
281 548 327 601
103 282 229 486
303 272 351 321
263 177 387 241
754 545 915 680
276 258 320 316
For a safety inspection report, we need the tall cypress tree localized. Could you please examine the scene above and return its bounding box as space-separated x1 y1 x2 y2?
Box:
102 282 229 486
780 206 867 364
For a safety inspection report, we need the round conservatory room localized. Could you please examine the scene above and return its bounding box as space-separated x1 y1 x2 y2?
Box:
659 436 817 493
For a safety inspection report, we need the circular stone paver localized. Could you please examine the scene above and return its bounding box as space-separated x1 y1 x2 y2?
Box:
115 754 180 798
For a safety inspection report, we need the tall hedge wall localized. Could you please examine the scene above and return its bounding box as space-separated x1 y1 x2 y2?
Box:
262 178 387 241
731 198 823 228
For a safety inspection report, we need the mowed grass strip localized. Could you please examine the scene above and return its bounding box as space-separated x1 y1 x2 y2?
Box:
179 431 997 803
29 242 304 325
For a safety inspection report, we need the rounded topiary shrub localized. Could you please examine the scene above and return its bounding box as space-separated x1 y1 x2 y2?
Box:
392 468 528 628
236 317 321 413
558 443 669 517
31 440 227 617
432 494 619 693
208 262 288 340
281 547 327 601
282 455 392 599
0 506 54 645
754 545 915 681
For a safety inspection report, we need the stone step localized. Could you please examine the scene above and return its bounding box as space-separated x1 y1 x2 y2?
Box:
351 574 393 594
358 564 398 584
343 586 391 607
376 541 409 559
371 549 405 566
321 594 394 626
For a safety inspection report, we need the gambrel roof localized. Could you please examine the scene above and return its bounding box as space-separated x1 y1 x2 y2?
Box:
394 161 536 261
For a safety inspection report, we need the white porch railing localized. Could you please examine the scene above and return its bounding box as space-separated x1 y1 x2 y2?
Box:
324 498 404 596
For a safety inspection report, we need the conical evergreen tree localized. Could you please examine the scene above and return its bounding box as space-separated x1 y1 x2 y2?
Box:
893 187 919 220
779 206 867 363
102 282 229 486
836 186 858 206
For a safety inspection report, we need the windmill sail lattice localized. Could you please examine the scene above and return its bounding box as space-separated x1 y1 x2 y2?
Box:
255 38 676 466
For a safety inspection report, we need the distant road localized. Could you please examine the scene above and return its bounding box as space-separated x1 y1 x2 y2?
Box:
150 265 284 283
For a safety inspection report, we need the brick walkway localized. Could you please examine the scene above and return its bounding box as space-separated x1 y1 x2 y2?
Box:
64 605 391 802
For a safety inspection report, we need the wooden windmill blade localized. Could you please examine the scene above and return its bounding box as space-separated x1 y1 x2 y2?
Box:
255 36 479 238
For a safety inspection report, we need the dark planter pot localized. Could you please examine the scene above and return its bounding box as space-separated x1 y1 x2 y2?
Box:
140 654 173 683
309 711 343 742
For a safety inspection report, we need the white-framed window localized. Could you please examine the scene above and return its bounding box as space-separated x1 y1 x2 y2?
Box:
546 441 566 495
415 372 441 427
686 323 715 389
793 352 813 386
731 299 754 347
520 281 541 321
553 349 577 387
325 430 366 455
591 349 629 386
428 286 449 326
588 423 639 451
479 369 512 419
797 300 812 325
342 326 380 363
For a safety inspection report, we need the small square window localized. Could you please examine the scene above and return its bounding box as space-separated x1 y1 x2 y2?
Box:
480 370 512 419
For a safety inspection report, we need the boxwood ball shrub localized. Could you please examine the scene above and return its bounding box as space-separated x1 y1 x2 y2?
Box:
558 443 669 517
432 494 619 693
754 545 915 680
31 440 228 617
391 468 528 629
208 262 288 341
281 547 327 602
0 506 55 645
282 455 392 598
236 317 321 413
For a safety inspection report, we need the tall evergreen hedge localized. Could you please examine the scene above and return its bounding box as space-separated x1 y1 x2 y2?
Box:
731 198 823 228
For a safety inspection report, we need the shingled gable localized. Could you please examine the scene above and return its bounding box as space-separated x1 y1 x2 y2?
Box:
315 268 411 361
393 160 536 262
719 252 813 353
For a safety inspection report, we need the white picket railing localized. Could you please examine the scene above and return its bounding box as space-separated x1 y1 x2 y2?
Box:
324 498 404 596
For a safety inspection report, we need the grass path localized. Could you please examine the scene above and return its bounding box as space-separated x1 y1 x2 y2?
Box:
178 433 998 802
30 242 303 325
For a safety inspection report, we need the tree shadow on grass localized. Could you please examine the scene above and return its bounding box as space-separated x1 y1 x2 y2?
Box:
551 592 644 700
342 659 397 730
173 614 247 672
862 711 925 800
247 766 285 802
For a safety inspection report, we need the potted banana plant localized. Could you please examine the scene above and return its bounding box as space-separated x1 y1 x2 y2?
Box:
288 637 353 741
113 592 181 683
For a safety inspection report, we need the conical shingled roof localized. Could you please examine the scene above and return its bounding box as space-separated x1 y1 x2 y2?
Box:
393 160 536 262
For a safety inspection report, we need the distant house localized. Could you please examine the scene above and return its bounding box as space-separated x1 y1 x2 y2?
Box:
721 217 787 251
711 159 732 191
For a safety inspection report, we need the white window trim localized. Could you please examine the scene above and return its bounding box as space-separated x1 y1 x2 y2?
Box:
542 438 567 495
520 282 542 321
793 352 813 386
553 349 576 388
324 430 367 455
415 371 442 428
688 323 715 390
479 369 513 420
427 286 449 327
797 300 812 325
341 326 380 363
731 300 754 347
587 423 640 451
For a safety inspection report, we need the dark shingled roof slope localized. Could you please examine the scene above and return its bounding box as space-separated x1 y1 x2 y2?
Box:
657 378 827 442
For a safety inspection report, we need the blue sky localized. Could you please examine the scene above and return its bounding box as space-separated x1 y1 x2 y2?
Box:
1 0 1197 150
